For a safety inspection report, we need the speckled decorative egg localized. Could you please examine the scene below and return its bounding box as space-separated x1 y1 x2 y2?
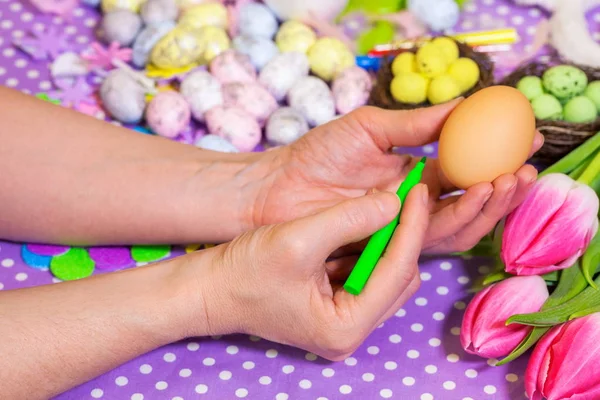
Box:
259 51 310 101
205 106 262 152
542 65 588 101
150 26 205 69
101 10 142 47
180 70 224 122
140 0 178 25
266 107 310 145
209 50 256 84
307 37 355 81
100 69 147 124
195 134 240 153
178 2 228 30
101 0 145 13
238 2 278 39
132 21 175 68
288 76 335 126
332 66 373 114
233 35 279 70
408 0 460 32
145 91 191 138
222 82 278 126
197 25 231 63
276 20 316 53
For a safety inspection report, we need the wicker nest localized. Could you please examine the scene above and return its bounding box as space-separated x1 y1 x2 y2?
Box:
367 38 495 110
500 59 600 165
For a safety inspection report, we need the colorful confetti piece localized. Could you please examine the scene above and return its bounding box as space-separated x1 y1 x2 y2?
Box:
131 245 171 263
50 248 95 281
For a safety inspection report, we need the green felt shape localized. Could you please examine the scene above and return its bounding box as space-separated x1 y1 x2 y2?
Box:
131 245 171 262
357 21 395 55
36 93 60 105
50 248 95 281
341 0 405 15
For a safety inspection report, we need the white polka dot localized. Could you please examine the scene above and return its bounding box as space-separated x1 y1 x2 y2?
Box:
195 384 208 394
367 346 380 355
451 327 461 335
429 338 441 347
415 297 428 306
425 365 437 374
266 349 278 358
15 272 27 281
454 301 466 310
282 365 294 374
6 78 18 88
39 81 52 90
74 7 85 16
0 67 6 76
402 377 415 386
478 265 490 274
345 357 357 366
322 368 335 378
422 144 435 154
249 335 261 342
496 5 509 15
139 364 152 374
389 334 402 344
27 70 39 79
1 20 13 29
529 8 541 17
275 394 288 400
484 385 497 394
91 388 104 398
21 12 33 21
447 354 459 363
219 370 232 380
411 323 423 332
299 379 312 389
14 59 26 68
163 352 176 362
511 16 524 25
506 373 519 382
457 276 469 284
179 368 192 378
421 394 433 400
395 308 406 317
436 286 449 295
305 352 317 361
33 22 44 31
52 16 63 24
487 358 498 367
259 376 272 385
115 376 128 386
0 282 3 290
461 20 474 30
10 2 22 11
131 394 144 400
526 26 537 36
65 26 77 35
242 361 255 370
235 388 248 398
465 369 478 378
155 381 168 390
443 381 456 390
440 261 452 270
172 397 183 400
76 36 89 44
384 361 397 370
339 385 352 394
203 358 215 366
362 372 375 382
407 350 420 359
84 18 97 27
463 398 474 400
433 312 445 321
226 345 239 355
2 259 14 267
380 389 393 398
3 48 15 57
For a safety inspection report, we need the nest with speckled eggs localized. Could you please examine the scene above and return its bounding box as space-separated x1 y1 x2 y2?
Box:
501 59 600 165
368 38 494 110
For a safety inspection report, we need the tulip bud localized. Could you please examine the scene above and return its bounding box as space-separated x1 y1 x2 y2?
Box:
526 313 600 400
461 276 549 358
501 173 599 276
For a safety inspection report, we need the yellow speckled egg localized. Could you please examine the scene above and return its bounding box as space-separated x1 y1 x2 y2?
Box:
178 2 228 30
101 0 146 13
428 75 461 104
448 57 480 93
390 72 429 104
175 0 203 10
197 25 231 63
416 42 448 78
150 26 205 69
391 52 417 75
276 21 316 53
307 37 354 81
438 86 536 189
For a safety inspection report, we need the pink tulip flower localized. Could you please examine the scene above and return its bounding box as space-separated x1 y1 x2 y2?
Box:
501 173 599 276
526 313 600 400
461 276 549 358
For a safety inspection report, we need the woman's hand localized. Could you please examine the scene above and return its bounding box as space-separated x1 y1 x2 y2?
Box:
251 101 543 254
192 185 429 360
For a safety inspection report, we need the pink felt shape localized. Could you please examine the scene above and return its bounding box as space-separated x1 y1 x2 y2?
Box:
81 42 132 74
88 247 135 270
460 275 549 358
501 173 599 276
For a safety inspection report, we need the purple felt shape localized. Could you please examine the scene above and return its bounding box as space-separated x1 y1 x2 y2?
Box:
26 244 70 256
88 247 135 270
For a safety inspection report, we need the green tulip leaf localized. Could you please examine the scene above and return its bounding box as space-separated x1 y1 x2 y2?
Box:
496 326 550 366
569 155 594 180
540 133 600 177
542 271 559 282
482 271 510 286
582 229 600 289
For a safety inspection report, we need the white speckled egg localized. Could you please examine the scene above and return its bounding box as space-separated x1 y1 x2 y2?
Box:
259 51 309 101
209 50 256 84
132 21 175 68
222 81 278 126
233 35 279 70
101 0 145 13
140 0 178 25
196 25 231 63
238 2 278 39
195 134 240 153
266 107 309 145
145 91 191 138
180 70 224 121
332 66 373 114
101 10 143 47
100 69 147 124
205 106 262 152
178 2 228 30
307 37 355 81
288 76 335 126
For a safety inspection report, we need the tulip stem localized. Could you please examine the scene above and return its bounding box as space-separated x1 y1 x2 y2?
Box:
577 149 600 187
540 132 600 177
582 229 600 289
495 327 550 366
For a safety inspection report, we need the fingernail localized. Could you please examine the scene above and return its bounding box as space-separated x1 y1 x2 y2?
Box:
374 193 399 214
484 190 493 203
421 184 429 205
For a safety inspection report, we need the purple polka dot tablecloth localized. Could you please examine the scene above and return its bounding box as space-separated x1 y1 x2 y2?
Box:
0 1 599 400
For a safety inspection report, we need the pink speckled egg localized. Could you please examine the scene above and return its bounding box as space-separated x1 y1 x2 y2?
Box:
209 50 257 84
145 91 191 138
222 82 278 126
205 106 262 152
331 66 373 114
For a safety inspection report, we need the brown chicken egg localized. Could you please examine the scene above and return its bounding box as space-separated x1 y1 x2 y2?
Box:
438 86 536 189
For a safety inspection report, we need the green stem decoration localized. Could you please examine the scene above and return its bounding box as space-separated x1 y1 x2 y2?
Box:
540 133 600 177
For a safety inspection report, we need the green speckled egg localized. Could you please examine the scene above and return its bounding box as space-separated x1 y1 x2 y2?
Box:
516 76 544 101
584 81 600 112
563 96 598 123
531 94 563 121
542 65 588 101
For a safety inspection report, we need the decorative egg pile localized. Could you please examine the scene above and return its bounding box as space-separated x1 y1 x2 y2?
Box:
516 65 600 124
94 0 373 152
389 37 480 105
